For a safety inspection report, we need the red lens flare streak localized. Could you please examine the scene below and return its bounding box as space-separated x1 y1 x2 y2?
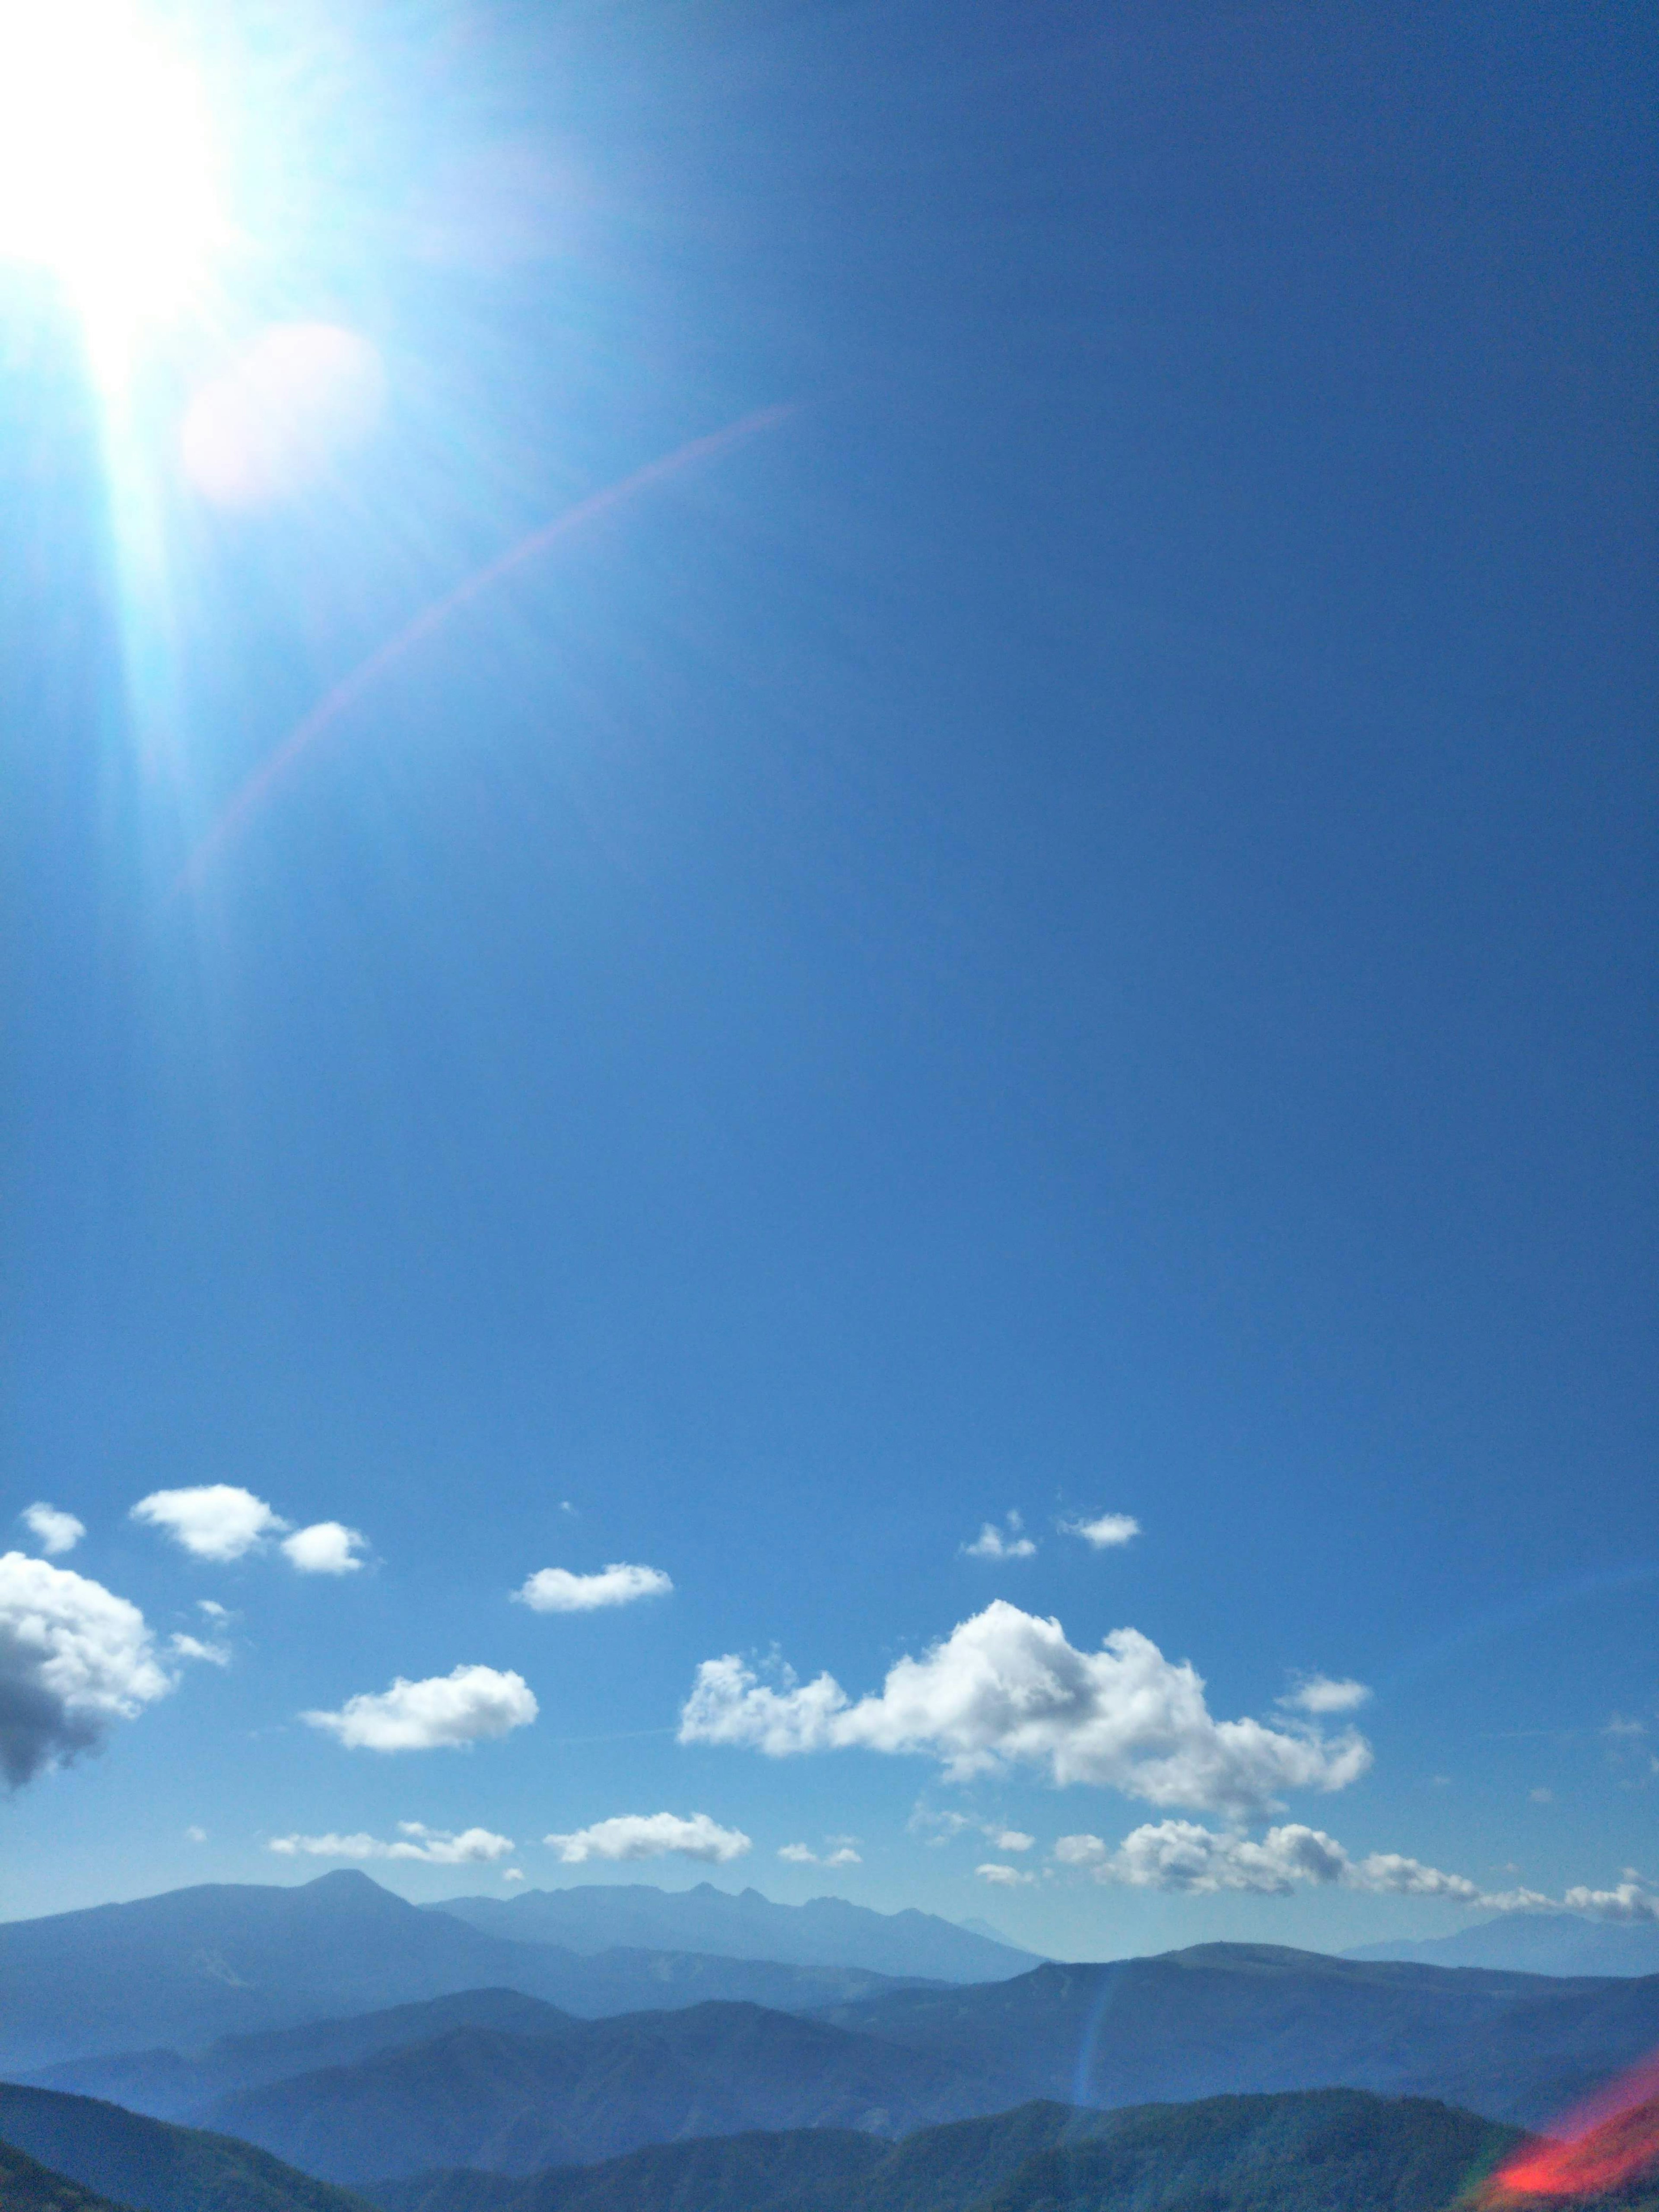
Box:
1484 2050 1659 2202
175 403 793 894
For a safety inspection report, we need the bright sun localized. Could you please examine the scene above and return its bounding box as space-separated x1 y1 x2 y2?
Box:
0 0 222 374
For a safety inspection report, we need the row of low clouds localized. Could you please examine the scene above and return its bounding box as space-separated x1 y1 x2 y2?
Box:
963 1510 1140 1560
5 1523 1651 1927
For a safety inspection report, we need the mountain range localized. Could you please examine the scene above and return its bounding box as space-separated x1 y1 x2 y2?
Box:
0 2083 374 2212
362 2091 1538 2212
32 1940 1658 2184
0 1873 958 2072
428 1885 1040 1980
1349 1913 1659 1980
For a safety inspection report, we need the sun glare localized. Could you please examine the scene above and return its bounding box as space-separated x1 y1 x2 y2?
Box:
0 0 222 374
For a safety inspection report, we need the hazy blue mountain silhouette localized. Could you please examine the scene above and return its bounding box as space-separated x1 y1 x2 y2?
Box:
0 1873 927 2074
0 2136 131 2212
813 1943 1659 2130
170 1947 1659 2182
1348 1912 1659 1980
0 2083 375 2212
358 2090 1573 2212
200 2002 1011 2183
429 1884 1038 1980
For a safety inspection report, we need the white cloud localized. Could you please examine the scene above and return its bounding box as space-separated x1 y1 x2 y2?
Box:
1281 1675 1373 1716
186 1824 208 1842
977 1862 1035 1886
303 1664 537 1751
513 1563 673 1613
778 1839 862 1866
544 1811 750 1864
503 1866 526 1882
20 1504 85 1557
131 1485 286 1562
169 1632 229 1666
270 1821 515 1864
1052 1818 1649 1916
1564 1881 1659 1923
1060 1513 1140 1550
0 1551 175 1788
197 1599 230 1621
962 1515 1037 1561
991 1828 1035 1851
679 1602 1372 1814
282 1522 368 1575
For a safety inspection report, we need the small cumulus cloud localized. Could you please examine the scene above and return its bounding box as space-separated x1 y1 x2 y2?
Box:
778 1838 862 1866
680 1602 1372 1815
503 1866 526 1882
186 1824 208 1842
197 1599 231 1621
20 1504 85 1557
513 1563 672 1613
991 1828 1035 1852
1059 1513 1140 1551
976 1862 1035 1886
0 1552 175 1789
303 1665 537 1751
168 1632 229 1667
132 1485 286 1561
544 1811 750 1865
962 1514 1036 1561
270 1821 515 1864
281 1522 368 1575
132 1487 371 1575
1281 1675 1373 1716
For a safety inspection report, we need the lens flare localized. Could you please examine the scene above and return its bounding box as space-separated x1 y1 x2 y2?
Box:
1483 2051 1659 2203
0 0 222 375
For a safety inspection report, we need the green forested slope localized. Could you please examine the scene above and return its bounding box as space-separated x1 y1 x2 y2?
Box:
0 2137 133 2212
0 2084 377 2212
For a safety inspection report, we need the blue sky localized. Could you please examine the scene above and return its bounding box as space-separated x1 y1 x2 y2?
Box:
3 0 1655 1957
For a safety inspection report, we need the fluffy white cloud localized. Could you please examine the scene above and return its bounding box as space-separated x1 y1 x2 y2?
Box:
1281 1675 1373 1716
1058 1819 1519 1904
169 1632 229 1666
303 1665 537 1751
544 1811 751 1864
680 1602 1371 1814
1060 1513 1140 1550
131 1485 286 1561
281 1522 367 1575
778 1839 862 1866
1564 1881 1659 1923
977 1862 1035 1886
513 1562 673 1613
20 1504 85 1557
0 1551 175 1788
991 1828 1035 1851
270 1821 515 1864
962 1515 1036 1561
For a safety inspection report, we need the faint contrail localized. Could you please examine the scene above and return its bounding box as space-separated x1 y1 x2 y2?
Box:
177 403 793 892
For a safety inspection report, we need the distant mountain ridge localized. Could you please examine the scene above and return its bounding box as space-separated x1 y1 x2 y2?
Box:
428 1883 1039 1981
358 2090 1640 2212
107 1943 1659 2184
1348 1911 1659 1980
0 1873 931 2073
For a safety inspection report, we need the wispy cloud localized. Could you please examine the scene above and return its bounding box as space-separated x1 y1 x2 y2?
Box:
513 1563 673 1613
778 1838 862 1866
544 1811 750 1864
270 1821 515 1864
1280 1675 1372 1716
680 1601 1371 1814
1059 1513 1140 1550
961 1514 1036 1561
19 1503 85 1557
303 1665 538 1751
